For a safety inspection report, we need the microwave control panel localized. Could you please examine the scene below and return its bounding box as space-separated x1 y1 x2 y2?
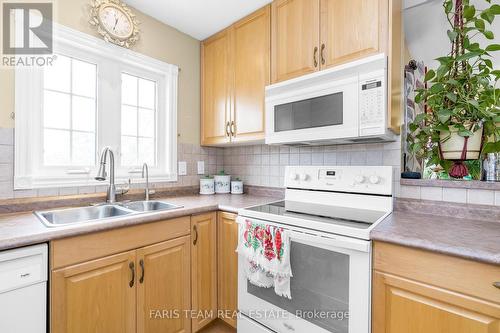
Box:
359 71 386 136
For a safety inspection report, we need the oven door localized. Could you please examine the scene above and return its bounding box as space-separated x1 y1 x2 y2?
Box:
265 76 359 145
238 218 371 333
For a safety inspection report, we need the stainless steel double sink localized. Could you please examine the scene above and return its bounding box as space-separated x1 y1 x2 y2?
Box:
34 201 182 228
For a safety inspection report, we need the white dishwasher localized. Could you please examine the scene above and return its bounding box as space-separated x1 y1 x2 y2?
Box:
0 244 48 333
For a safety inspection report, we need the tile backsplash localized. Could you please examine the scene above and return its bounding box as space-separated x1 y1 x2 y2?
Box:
1 126 499 206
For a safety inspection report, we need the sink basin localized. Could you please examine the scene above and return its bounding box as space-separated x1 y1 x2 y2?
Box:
34 205 134 227
122 200 182 212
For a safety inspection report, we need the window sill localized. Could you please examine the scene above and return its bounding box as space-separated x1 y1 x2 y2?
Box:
400 178 500 191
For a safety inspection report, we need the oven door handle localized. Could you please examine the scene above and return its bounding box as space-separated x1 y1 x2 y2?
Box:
287 230 370 253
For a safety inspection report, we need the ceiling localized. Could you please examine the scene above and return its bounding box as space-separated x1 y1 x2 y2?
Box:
124 0 273 40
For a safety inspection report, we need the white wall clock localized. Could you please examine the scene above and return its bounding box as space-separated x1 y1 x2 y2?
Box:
89 0 140 48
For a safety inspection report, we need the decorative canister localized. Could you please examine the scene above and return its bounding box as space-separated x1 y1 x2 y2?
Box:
199 177 215 195
231 178 243 194
214 172 231 194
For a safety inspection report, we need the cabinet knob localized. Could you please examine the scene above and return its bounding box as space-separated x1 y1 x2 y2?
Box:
494 282 500 289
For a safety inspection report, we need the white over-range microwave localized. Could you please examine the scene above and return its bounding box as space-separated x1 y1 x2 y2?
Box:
265 53 397 145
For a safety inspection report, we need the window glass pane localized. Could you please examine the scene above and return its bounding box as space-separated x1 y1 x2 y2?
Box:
44 54 71 93
72 96 95 132
121 136 137 166
72 58 96 98
44 91 70 129
138 108 155 137
72 132 95 166
44 129 70 166
121 105 137 136
138 137 155 165
122 73 137 106
138 78 155 109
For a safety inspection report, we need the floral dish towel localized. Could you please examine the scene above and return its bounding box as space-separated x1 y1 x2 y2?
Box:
236 216 292 299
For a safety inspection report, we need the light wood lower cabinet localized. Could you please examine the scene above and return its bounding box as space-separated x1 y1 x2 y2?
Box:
52 251 137 333
217 212 239 328
191 213 218 332
137 237 191 333
373 242 500 333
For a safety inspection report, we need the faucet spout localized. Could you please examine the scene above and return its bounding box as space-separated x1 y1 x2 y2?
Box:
95 147 117 203
142 163 150 201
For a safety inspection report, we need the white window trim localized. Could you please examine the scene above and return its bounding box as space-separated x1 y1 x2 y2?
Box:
15 23 178 190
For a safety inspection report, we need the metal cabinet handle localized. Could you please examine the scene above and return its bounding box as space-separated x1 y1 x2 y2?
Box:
225 121 231 137
313 46 318 67
321 43 326 65
494 282 500 289
139 259 145 284
193 225 198 245
230 121 236 137
129 262 135 287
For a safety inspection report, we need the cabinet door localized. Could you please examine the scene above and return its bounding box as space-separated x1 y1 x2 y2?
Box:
137 236 191 333
373 271 500 333
231 5 270 143
271 0 320 83
320 0 388 68
51 251 136 333
201 30 231 145
191 213 217 332
217 212 239 328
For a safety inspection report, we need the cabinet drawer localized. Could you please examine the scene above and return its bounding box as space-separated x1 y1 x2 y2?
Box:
373 242 500 304
51 217 191 269
0 244 48 293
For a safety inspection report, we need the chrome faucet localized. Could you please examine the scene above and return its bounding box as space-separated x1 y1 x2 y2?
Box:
95 147 117 203
142 163 150 201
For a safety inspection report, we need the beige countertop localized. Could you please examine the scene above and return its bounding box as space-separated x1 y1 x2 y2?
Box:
0 194 281 251
1 193 499 266
371 208 500 266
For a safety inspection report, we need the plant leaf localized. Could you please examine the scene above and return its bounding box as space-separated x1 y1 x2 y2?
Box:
490 4 500 15
456 52 481 61
483 30 495 39
464 5 475 19
446 92 457 103
486 44 500 51
437 109 452 124
424 69 436 81
481 11 495 24
447 30 458 42
474 19 485 30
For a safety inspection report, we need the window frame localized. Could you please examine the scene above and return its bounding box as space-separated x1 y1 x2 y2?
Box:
14 23 178 190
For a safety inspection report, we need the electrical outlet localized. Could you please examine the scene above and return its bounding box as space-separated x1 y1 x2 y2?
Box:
178 161 187 176
197 161 205 175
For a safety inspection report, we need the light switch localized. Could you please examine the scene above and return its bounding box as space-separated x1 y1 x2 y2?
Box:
197 161 205 175
178 161 187 176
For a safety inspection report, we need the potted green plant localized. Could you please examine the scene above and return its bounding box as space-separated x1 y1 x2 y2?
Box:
407 0 500 178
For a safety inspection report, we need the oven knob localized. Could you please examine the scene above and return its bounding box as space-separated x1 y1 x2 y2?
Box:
369 175 381 184
299 173 308 181
289 173 298 180
354 175 365 184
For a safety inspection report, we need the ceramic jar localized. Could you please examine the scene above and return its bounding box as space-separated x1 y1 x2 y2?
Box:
214 175 231 194
231 180 243 194
199 177 215 195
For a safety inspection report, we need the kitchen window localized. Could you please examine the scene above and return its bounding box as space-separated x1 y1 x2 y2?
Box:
14 24 179 189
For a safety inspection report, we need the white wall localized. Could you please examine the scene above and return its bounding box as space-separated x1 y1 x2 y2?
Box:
405 0 500 69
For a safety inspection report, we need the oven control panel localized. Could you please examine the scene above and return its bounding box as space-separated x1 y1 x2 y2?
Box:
285 166 393 195
359 70 386 137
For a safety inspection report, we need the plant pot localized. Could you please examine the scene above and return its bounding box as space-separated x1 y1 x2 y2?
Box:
214 175 231 194
439 126 483 160
199 178 215 195
231 180 243 194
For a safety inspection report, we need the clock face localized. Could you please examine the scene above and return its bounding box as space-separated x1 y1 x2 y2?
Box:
98 4 133 39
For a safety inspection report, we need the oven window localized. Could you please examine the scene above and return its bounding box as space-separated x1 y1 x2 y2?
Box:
274 92 343 132
247 241 349 332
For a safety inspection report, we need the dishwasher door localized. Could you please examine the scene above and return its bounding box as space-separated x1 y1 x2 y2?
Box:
0 243 48 333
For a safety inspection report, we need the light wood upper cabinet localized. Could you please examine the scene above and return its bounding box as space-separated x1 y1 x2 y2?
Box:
137 237 191 333
320 0 388 69
191 213 217 332
217 212 239 328
271 0 320 83
201 6 270 146
201 30 231 145
373 242 500 333
51 251 137 333
231 6 270 143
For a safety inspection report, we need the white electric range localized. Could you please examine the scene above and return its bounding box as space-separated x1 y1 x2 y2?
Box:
237 165 393 333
